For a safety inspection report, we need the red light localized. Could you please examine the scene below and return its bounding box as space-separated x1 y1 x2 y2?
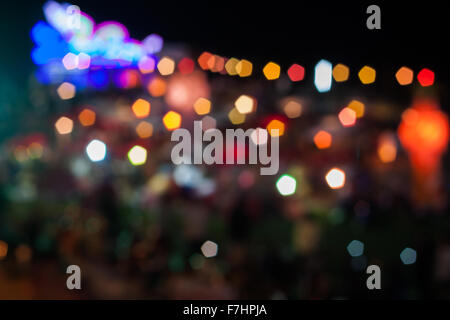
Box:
287 64 305 82
417 68 435 87
178 58 195 75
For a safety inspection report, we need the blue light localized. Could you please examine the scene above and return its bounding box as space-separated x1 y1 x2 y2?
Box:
89 70 109 89
31 21 60 45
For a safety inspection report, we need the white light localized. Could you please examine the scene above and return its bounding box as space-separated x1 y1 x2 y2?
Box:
325 168 346 189
314 59 332 93
128 145 147 166
250 128 268 145
201 240 218 258
173 164 203 188
86 139 107 162
276 174 297 196
62 52 78 70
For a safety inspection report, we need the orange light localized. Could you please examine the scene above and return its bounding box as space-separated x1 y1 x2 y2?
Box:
55 116 73 134
235 59 253 77
157 57 175 76
358 66 376 84
313 130 332 149
57 82 76 100
194 97 212 115
136 121 154 138
398 101 449 162
395 67 414 86
347 100 365 118
332 64 350 82
378 132 397 163
198 52 213 70
131 99 151 118
210 55 225 73
165 72 210 111
263 62 281 80
338 108 357 127
78 108 96 126
266 119 285 137
0 240 8 260
225 58 239 75
283 99 302 119
119 70 140 89
147 77 167 97
163 111 182 131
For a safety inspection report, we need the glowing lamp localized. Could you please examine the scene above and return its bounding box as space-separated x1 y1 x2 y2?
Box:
398 101 449 207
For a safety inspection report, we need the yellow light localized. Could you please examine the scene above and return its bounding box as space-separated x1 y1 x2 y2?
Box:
55 116 74 135
378 133 397 163
78 108 96 126
266 119 285 137
338 108 357 127
128 145 148 166
234 95 255 114
235 59 253 77
157 56 175 75
395 67 414 86
325 168 346 189
283 100 302 118
131 98 151 118
332 64 349 82
225 58 239 75
263 62 281 80
147 77 167 97
347 100 365 118
193 97 212 115
163 111 182 131
57 82 76 100
358 66 376 84
13 146 28 162
136 121 154 138
313 130 332 149
228 108 246 125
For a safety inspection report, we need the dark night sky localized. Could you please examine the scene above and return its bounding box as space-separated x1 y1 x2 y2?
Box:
2 1 449 70
0 1 448 140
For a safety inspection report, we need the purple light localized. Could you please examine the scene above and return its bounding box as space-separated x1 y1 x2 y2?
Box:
142 34 163 54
